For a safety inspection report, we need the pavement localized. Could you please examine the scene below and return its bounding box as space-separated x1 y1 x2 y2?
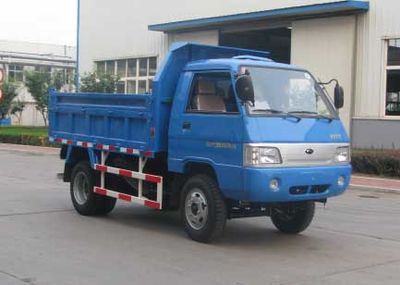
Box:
0 144 400 285
0 143 59 155
351 175 400 193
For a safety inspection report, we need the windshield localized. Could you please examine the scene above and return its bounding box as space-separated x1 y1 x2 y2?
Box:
244 66 335 117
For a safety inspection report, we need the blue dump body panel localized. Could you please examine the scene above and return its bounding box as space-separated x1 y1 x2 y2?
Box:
48 42 270 155
48 92 152 152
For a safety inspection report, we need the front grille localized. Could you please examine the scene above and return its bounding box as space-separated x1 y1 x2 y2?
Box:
289 184 330 195
310 185 330 194
289 186 309 195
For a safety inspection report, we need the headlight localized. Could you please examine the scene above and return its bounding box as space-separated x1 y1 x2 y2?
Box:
244 145 282 166
335 146 350 163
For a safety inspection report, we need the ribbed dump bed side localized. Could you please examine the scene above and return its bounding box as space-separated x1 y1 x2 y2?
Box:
48 91 153 155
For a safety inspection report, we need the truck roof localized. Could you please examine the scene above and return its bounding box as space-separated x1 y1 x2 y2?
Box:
185 57 305 73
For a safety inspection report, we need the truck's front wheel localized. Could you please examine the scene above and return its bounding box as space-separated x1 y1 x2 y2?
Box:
70 161 116 216
181 175 227 243
270 201 315 234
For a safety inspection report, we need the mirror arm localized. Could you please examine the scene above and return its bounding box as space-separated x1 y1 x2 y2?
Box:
318 79 339 86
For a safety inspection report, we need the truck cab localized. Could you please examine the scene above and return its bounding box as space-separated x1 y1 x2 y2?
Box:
49 43 351 243
169 57 351 204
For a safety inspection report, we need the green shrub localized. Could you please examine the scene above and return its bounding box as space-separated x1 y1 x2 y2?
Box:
352 149 400 178
0 134 59 147
0 127 59 147
0 126 48 137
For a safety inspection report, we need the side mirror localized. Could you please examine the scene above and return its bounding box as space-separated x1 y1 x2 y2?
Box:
334 83 344 109
236 75 255 105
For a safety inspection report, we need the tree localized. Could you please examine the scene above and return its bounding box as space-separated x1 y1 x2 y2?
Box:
80 72 119 93
52 70 66 91
10 100 25 125
24 70 71 126
0 81 18 120
24 71 51 126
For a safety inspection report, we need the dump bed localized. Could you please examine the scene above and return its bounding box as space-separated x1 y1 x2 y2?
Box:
48 42 269 156
48 91 153 154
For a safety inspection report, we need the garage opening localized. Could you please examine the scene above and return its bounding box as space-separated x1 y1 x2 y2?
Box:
219 27 292 64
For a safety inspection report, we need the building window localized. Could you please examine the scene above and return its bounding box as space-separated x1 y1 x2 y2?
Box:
127 59 137 77
96 56 157 94
105 61 114 75
8 64 24 82
116 81 125 94
97 62 105 75
116 60 126 78
386 39 400 116
35 66 52 78
127 80 136 93
52 67 75 86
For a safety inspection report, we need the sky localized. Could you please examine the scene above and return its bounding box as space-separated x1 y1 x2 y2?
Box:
0 0 77 46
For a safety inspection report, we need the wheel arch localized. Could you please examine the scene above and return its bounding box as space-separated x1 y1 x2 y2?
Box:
63 146 97 182
183 161 219 183
167 160 220 210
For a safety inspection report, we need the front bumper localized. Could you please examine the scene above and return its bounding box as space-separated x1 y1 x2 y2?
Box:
240 164 352 203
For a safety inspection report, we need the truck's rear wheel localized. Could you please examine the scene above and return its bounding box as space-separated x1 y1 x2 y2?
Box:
270 201 315 234
70 161 116 216
181 175 227 243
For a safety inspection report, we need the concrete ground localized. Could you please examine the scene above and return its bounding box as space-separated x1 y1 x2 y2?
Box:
0 148 399 285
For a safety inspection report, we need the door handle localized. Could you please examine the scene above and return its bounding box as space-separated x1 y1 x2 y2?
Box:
182 122 191 130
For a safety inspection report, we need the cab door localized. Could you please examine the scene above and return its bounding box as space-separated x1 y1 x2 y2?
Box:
168 71 244 194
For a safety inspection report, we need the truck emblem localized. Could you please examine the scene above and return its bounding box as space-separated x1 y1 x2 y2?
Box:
305 149 314 155
330 134 342 140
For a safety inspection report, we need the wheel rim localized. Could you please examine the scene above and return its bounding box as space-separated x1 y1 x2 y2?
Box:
73 172 90 205
185 188 208 230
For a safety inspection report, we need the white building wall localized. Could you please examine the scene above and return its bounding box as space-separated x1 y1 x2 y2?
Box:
354 0 400 118
291 16 357 132
79 0 348 73
79 0 166 74
168 30 219 47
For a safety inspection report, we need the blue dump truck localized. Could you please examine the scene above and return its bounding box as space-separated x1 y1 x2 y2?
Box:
49 43 351 243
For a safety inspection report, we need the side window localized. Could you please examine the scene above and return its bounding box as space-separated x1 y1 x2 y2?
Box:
187 72 239 114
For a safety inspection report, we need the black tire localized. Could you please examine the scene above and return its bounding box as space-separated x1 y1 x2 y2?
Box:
181 174 227 243
270 201 315 234
70 161 116 216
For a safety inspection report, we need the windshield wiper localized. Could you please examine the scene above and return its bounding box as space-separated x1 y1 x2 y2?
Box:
288 111 333 122
251 108 283 114
252 108 301 122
